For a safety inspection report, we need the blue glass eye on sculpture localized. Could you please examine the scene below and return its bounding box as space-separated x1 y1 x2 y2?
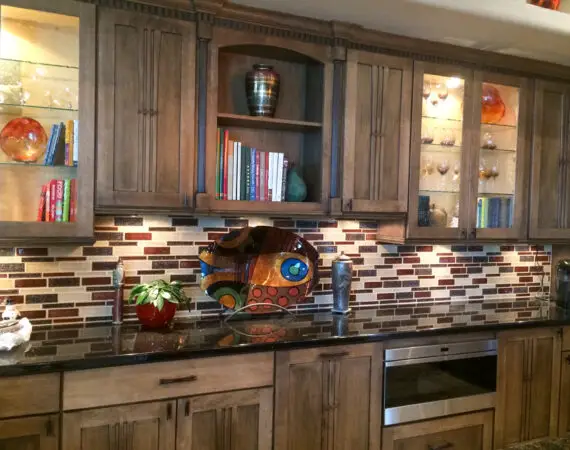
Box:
199 226 319 313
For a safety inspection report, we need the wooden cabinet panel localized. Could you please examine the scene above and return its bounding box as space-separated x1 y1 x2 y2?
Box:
342 50 412 215
96 8 195 211
495 328 561 449
274 343 382 450
559 351 570 436
382 411 493 450
0 373 60 419
62 400 175 450
0 415 58 450
176 388 272 450
530 80 570 239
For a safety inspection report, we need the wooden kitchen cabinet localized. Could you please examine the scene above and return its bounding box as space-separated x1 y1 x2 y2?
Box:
274 343 382 450
382 411 493 450
558 351 570 436
0 415 58 450
177 388 273 450
530 80 570 240
341 50 412 215
62 400 176 450
96 7 195 211
495 328 561 448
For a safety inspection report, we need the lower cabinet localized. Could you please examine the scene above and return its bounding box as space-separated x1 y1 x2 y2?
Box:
274 343 383 450
495 328 561 449
62 400 176 450
382 411 494 450
0 414 58 450
176 388 273 450
558 351 570 436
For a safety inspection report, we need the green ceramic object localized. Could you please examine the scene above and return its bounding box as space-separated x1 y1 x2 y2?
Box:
286 167 307 202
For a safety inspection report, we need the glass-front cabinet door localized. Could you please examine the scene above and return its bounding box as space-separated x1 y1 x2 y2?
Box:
408 62 473 240
469 73 531 240
0 0 94 240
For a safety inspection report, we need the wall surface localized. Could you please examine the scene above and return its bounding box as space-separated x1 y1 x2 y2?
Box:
0 215 551 326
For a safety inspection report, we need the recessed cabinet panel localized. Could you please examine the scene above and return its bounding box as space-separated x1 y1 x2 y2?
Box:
342 51 411 215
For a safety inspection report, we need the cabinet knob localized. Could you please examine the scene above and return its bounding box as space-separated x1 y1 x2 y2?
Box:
469 228 477 240
460 229 467 239
143 109 149 115
565 354 570 365
345 199 353 211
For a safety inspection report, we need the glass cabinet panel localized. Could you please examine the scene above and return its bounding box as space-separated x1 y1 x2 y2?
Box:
0 5 79 223
417 73 465 229
476 83 519 230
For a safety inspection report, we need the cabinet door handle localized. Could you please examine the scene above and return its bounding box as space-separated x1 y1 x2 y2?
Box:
565 354 570 365
460 229 467 239
428 443 453 450
159 375 197 385
45 418 54 436
469 228 477 240
345 199 353 211
184 400 190 416
319 351 349 359
166 403 173 420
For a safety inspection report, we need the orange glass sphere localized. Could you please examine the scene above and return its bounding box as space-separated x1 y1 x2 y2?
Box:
481 84 506 124
0 117 48 163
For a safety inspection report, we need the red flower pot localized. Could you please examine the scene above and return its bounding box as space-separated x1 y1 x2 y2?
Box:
136 302 177 328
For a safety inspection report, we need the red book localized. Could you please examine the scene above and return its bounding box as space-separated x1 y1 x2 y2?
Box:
264 152 269 202
255 151 261 201
70 178 77 222
223 130 229 200
37 184 47 222
49 180 57 222
55 180 64 221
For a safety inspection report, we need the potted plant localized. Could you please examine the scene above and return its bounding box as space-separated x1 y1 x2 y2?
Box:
129 279 188 328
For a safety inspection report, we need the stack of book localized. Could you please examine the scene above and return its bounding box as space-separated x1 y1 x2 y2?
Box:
476 196 513 228
216 128 288 201
37 178 77 222
43 120 78 166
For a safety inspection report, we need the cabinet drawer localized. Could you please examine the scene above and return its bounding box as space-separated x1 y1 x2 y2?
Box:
63 352 274 410
563 328 570 351
382 411 493 450
0 373 60 419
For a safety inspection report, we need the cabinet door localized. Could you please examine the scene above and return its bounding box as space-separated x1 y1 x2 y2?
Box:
176 388 272 450
559 351 570 436
97 8 195 210
495 331 528 449
0 415 58 450
382 411 493 450
342 50 412 215
62 400 175 450
530 80 570 239
468 72 532 241
274 343 382 450
495 329 561 449
407 62 474 240
527 328 561 441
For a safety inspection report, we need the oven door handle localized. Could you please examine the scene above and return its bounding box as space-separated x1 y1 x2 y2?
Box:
428 442 453 450
385 350 496 367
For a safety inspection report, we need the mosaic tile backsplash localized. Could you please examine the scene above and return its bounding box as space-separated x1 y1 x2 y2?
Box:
0 215 552 326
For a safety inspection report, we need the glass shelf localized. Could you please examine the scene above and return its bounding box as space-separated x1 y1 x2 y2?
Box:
480 147 516 153
0 57 78 70
422 115 463 123
419 188 460 194
0 103 77 113
481 122 517 129
477 191 514 196
421 143 462 153
0 161 77 168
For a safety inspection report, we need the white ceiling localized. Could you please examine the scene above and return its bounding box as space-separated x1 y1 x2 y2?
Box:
230 0 570 66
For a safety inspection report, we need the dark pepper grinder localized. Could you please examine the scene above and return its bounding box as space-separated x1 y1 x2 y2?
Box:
112 258 125 324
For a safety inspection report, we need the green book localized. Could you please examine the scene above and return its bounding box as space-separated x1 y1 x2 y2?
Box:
240 143 247 200
215 128 221 200
480 197 489 229
62 179 71 222
244 146 251 200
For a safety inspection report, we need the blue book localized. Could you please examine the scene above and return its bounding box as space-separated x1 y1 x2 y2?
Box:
489 198 501 228
476 198 483 228
507 198 513 228
250 148 256 201
43 124 57 165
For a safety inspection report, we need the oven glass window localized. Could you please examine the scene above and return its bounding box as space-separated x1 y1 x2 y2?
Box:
384 355 497 408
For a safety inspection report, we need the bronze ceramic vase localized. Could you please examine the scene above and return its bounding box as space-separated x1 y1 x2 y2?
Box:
245 64 280 117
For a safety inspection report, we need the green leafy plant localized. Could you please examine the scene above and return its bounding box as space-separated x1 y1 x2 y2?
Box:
128 279 188 311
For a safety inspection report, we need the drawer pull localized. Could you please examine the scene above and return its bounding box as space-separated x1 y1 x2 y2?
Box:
428 443 453 450
159 375 197 385
566 355 570 365
319 351 349 359
184 400 190 417
166 403 173 420
45 418 54 436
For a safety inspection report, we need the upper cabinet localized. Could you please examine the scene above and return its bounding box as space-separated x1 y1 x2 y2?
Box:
197 27 333 216
96 8 195 212
407 62 531 241
341 50 412 216
0 0 95 241
530 80 570 240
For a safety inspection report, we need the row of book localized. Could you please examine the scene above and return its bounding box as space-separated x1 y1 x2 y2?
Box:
43 120 78 166
476 196 513 229
37 179 77 222
216 128 288 201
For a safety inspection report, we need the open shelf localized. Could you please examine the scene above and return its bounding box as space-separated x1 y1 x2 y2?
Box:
217 113 322 132
0 161 77 169
205 199 324 216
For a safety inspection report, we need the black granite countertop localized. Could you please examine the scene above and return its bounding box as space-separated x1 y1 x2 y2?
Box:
1 300 568 376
